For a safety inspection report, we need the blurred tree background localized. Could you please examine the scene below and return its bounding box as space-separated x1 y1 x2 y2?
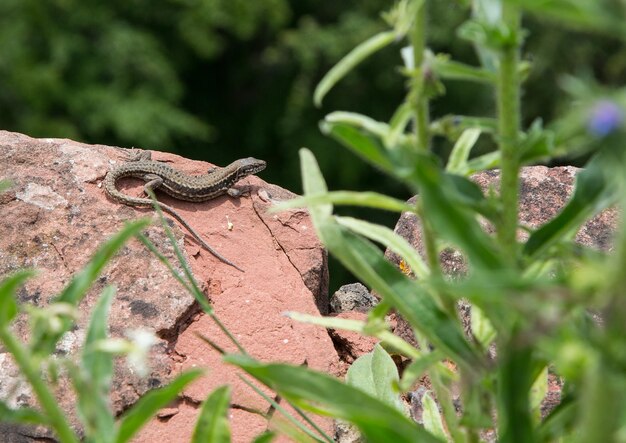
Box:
2 0 625 290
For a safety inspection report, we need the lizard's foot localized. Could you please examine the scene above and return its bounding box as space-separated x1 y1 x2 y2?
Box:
227 186 252 198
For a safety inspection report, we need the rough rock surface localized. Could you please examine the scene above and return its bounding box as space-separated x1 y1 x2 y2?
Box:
0 131 337 442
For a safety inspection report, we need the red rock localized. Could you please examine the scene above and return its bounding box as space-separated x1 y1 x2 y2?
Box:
0 131 336 442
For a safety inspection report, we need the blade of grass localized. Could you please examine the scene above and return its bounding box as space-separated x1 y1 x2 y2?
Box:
145 190 247 355
0 401 49 426
77 285 116 437
192 386 232 443
226 355 443 443
238 374 333 443
32 220 150 355
335 216 429 278
272 191 414 214
115 369 203 443
314 31 396 107
0 270 35 327
0 328 79 443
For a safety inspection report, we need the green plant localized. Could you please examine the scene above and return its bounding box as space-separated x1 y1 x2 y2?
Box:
227 0 626 441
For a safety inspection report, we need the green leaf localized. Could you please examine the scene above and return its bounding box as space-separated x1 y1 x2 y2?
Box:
272 191 413 213
399 351 447 392
432 55 496 84
299 149 332 221
115 369 203 443
314 31 396 107
509 0 626 40
298 149 483 373
410 154 503 270
251 432 276 443
0 270 35 327
225 355 443 443
537 395 577 442
286 311 365 332
335 216 429 279
497 346 540 443
286 311 422 360
0 400 49 426
32 220 150 356
446 174 498 222
82 286 116 392
530 367 548 423
519 119 556 164
322 223 483 372
0 179 11 193
383 0 424 38
320 121 395 174
325 111 390 139
470 305 497 350
385 102 414 149
422 392 448 441
465 151 500 173
75 286 116 439
446 128 482 175
430 115 497 141
192 386 232 443
346 344 405 414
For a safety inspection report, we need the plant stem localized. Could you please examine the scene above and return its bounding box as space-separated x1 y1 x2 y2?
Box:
410 3 444 279
0 328 79 443
410 2 429 151
496 4 522 259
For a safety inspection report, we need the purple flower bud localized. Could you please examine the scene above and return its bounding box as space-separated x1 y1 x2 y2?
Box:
587 100 623 137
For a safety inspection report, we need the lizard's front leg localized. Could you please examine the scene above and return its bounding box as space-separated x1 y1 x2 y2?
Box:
227 186 250 198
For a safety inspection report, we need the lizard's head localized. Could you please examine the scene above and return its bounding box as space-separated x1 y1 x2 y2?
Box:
235 157 267 178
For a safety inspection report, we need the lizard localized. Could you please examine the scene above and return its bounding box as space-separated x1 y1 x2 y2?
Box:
104 150 266 272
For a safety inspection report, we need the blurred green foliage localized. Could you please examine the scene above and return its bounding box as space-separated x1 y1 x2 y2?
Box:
1 0 625 289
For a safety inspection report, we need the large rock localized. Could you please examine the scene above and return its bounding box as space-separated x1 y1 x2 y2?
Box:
387 167 617 278
0 131 336 442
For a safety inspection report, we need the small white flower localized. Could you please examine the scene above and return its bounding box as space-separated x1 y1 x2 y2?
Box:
125 329 158 377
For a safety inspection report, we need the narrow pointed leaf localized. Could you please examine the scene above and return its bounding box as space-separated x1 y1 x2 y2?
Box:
411 154 503 270
314 31 396 107
116 369 203 443
225 355 442 443
422 392 448 441
77 285 116 437
446 128 482 175
299 148 331 220
319 222 483 372
432 58 496 84
320 122 395 173
386 102 413 148
0 270 35 327
0 401 49 426
298 150 482 372
32 220 150 355
336 216 429 278
272 191 413 213
192 386 231 443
